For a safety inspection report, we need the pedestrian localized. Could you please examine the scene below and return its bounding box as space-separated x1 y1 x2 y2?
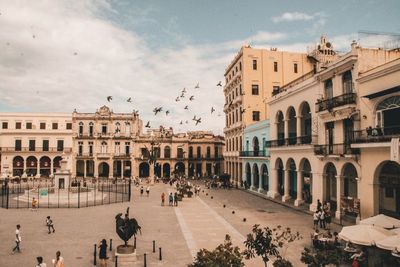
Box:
146 186 150 197
36 256 47 267
313 211 319 229
46 216 55 234
317 199 322 211
325 210 331 230
52 251 64 267
12 224 22 254
32 197 38 211
98 239 108 267
168 193 173 206
174 192 178 206
161 192 165 206
319 210 326 229
140 186 144 197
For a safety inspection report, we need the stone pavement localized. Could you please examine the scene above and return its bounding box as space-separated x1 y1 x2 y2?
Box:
0 181 341 266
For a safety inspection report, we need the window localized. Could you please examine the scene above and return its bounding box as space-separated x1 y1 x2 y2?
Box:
252 111 260 121
252 84 259 95
102 124 107 134
78 141 83 155
89 142 93 156
214 146 219 158
42 140 49 151
235 66 238 72
52 123 58 130
115 141 120 154
40 122 46 130
239 62 242 71
274 62 278 72
197 147 201 158
66 123 72 130
235 87 238 97
15 139 22 151
239 84 242 95
294 63 298 73
272 86 280 95
79 122 83 135
342 71 353 94
324 79 333 99
57 140 64 152
206 146 211 158
26 122 32 129
164 146 171 158
189 146 193 158
29 140 35 151
252 59 257 70
16 122 21 129
177 147 184 158
2 122 8 129
125 142 130 155
89 122 94 136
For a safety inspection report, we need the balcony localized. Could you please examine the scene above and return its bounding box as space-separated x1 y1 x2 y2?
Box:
351 125 400 144
97 153 111 159
314 143 360 156
76 153 94 158
113 153 131 159
315 93 356 113
266 135 314 147
239 150 269 157
0 147 72 153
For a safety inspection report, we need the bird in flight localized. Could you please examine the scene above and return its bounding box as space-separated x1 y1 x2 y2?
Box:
145 121 151 128
182 88 187 94
189 96 194 101
216 81 222 86
175 97 180 102
107 96 112 102
194 117 202 125
180 92 185 98
211 107 215 114
180 121 183 125
166 110 170 116
184 105 188 110
32 34 36 39
192 115 197 121
185 120 188 124
194 82 199 89
73 52 78 56
153 107 162 115
127 97 132 103
133 110 139 116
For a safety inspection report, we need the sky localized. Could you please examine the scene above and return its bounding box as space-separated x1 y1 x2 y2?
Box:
0 0 399 134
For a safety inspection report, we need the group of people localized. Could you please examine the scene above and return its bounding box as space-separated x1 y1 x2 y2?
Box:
313 199 332 230
160 192 179 206
312 229 340 250
139 186 150 197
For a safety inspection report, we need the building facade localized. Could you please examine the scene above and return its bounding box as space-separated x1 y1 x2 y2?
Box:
0 106 224 180
223 45 314 186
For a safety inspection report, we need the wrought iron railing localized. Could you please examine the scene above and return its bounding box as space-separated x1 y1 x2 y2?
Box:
239 150 269 157
315 93 356 112
351 125 400 143
314 143 360 156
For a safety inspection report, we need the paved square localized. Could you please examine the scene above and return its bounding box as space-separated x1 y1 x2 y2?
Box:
0 182 341 266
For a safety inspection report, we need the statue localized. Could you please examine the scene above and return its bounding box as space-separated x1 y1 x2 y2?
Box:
115 208 141 253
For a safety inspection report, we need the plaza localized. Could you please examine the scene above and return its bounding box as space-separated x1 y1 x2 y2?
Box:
0 181 340 266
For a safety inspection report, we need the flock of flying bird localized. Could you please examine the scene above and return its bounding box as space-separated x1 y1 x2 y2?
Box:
106 81 223 130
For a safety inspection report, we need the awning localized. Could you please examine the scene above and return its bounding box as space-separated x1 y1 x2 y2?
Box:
362 85 400 99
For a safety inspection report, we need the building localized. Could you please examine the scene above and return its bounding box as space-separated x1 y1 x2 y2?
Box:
240 120 271 193
0 106 225 180
266 37 400 220
0 113 73 179
223 45 314 186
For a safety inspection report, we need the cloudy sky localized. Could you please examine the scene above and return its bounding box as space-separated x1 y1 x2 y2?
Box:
0 0 399 134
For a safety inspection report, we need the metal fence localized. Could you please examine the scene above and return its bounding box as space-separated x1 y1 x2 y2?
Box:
0 179 131 209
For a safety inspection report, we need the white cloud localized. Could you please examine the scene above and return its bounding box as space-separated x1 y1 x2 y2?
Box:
272 12 314 23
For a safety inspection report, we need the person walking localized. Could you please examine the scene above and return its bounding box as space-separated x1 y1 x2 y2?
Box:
36 256 47 267
140 186 144 197
174 192 178 206
319 210 326 229
31 197 38 211
52 251 64 267
168 193 173 206
46 216 55 234
313 211 319 230
98 239 108 267
317 199 322 211
161 192 165 206
146 186 150 197
12 224 22 254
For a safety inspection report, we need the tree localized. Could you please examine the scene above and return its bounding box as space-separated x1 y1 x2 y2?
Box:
189 234 244 267
300 247 344 267
243 224 302 267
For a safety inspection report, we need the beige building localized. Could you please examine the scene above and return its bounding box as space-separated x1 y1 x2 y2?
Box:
267 37 400 220
223 45 314 185
0 106 224 180
0 113 73 178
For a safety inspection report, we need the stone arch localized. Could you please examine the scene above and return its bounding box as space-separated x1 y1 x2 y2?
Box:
275 158 284 196
26 156 38 177
341 163 358 198
286 158 297 198
286 106 297 144
252 163 259 190
299 158 312 204
175 162 185 176
163 163 170 178
324 162 338 211
12 156 24 177
245 162 251 188
374 160 400 216
299 101 312 143
260 163 269 191
98 162 110 178
276 111 284 145
138 162 149 178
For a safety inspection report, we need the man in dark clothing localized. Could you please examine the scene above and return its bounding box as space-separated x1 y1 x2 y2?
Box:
46 216 55 234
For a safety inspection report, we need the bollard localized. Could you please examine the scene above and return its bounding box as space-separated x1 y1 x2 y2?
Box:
152 240 155 253
134 237 136 250
115 255 118 267
110 239 113 251
93 244 97 266
159 247 162 261
144 253 147 267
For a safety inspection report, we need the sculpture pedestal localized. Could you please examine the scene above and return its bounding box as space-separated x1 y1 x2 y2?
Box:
115 245 137 266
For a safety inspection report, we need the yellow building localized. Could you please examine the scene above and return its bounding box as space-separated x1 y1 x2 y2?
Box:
223 45 314 185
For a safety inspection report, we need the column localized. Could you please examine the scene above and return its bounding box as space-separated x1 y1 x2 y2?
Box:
284 119 289 139
239 163 243 186
131 160 136 178
296 115 302 143
185 161 189 177
121 160 124 179
282 169 290 202
295 170 304 206
36 161 40 178
335 175 343 219
50 159 54 176
267 167 279 198
83 160 87 178
94 160 98 178
23 157 27 176
250 165 255 190
258 165 263 193
149 163 154 178
202 161 206 178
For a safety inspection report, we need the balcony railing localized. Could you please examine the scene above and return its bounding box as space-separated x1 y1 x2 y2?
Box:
352 125 400 143
315 93 356 112
1 147 72 153
239 150 268 157
314 143 360 156
266 135 314 147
